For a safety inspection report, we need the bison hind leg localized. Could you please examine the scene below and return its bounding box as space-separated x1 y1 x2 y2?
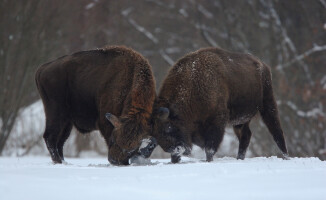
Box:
233 122 252 160
57 121 73 161
43 123 63 164
43 116 71 164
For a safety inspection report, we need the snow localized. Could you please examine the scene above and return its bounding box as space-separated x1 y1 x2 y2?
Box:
121 7 133 17
85 0 99 10
198 4 213 19
179 8 188 18
85 3 95 10
282 100 326 119
321 0 326 9
129 155 151 165
321 75 326 90
1 156 325 200
13 100 45 135
165 47 180 54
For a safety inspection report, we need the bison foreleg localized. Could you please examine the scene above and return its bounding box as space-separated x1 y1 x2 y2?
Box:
204 125 225 162
171 146 185 163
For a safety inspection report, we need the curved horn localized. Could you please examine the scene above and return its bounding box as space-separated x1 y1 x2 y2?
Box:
105 113 121 128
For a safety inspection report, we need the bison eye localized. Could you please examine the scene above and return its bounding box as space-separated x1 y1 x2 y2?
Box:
164 124 173 133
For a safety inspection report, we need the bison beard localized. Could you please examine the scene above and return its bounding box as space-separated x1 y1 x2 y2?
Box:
35 46 156 165
151 47 289 163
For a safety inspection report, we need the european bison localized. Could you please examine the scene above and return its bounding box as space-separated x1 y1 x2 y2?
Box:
35 46 157 165
151 47 289 163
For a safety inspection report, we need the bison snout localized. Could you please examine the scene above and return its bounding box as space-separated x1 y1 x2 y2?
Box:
108 155 129 166
170 145 191 163
138 137 157 158
172 146 186 156
108 156 119 165
170 143 191 157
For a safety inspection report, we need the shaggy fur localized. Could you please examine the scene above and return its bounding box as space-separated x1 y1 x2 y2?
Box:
35 46 156 165
151 47 288 163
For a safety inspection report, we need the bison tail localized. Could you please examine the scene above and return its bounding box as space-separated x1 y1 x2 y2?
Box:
260 64 288 157
35 65 49 102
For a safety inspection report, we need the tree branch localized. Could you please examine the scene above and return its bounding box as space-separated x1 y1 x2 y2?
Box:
121 8 159 44
277 44 326 70
159 49 174 66
267 1 313 84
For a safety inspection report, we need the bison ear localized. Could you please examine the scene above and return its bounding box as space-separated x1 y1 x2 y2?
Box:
105 113 121 128
158 107 169 120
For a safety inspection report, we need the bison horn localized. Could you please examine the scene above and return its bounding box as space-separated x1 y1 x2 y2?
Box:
158 107 169 120
105 113 121 128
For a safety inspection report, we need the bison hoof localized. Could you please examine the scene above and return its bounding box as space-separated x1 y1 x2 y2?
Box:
206 157 213 162
52 159 63 164
237 154 245 160
282 153 290 160
205 148 216 162
50 154 63 164
171 154 181 163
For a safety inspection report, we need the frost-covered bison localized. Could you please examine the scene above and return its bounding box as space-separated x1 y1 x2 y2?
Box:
35 46 157 165
151 47 289 163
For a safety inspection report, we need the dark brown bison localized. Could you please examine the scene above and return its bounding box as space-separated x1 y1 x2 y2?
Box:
151 47 289 163
35 46 157 165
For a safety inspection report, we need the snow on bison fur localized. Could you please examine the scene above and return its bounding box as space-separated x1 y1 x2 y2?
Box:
151 47 289 163
35 46 157 165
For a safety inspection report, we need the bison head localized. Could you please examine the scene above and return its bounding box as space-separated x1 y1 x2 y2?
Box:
151 107 191 163
105 113 157 165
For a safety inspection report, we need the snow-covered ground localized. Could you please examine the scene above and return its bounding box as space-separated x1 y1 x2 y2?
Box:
1 156 325 200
